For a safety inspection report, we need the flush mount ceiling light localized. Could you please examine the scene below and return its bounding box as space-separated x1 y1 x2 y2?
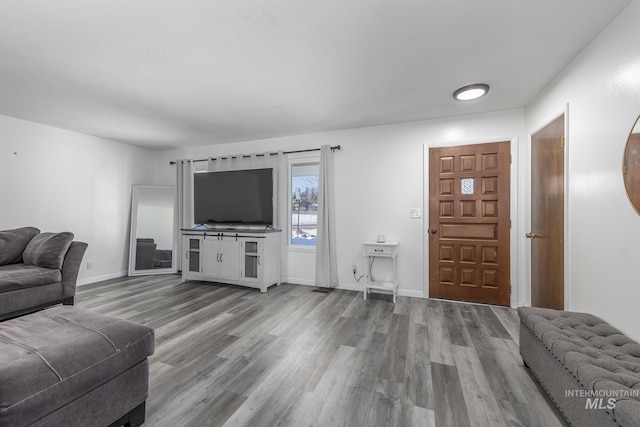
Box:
453 83 490 101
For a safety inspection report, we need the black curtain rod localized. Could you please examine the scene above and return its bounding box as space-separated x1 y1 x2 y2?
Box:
169 145 340 165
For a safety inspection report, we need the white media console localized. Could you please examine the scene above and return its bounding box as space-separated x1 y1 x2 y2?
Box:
181 228 281 293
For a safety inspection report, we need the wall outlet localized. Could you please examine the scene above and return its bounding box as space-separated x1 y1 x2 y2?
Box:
86 261 93 271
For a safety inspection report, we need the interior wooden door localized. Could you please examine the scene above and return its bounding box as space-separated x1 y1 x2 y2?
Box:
429 141 511 306
530 115 565 309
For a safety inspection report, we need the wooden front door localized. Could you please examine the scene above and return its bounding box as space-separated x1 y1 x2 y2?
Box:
530 115 565 309
429 142 511 306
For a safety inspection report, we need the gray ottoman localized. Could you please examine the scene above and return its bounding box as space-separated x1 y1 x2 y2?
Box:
518 307 640 426
0 306 154 426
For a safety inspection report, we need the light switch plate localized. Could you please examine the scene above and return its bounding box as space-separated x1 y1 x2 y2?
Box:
410 208 421 218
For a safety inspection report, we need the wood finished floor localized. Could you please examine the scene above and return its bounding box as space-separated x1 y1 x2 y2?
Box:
76 275 565 427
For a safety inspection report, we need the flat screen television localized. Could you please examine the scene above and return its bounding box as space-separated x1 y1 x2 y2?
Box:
193 168 273 226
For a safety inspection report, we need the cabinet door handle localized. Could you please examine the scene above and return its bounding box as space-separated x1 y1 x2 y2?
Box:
185 250 189 259
216 253 220 262
258 256 260 266
220 253 223 263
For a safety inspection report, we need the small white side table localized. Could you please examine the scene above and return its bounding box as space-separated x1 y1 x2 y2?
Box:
363 241 399 303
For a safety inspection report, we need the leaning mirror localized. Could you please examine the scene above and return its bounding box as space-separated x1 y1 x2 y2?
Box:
623 115 640 214
128 185 177 276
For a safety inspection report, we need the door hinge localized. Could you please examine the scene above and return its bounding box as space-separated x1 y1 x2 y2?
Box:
561 136 565 148
509 154 512 164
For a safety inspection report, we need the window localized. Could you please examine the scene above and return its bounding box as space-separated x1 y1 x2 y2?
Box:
289 160 319 247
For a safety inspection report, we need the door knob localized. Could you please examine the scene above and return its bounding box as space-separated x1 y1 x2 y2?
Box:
526 232 541 239
430 228 437 234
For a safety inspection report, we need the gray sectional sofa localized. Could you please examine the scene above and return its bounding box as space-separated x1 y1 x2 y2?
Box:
135 238 172 270
0 227 155 425
519 307 640 426
0 306 155 426
0 227 87 320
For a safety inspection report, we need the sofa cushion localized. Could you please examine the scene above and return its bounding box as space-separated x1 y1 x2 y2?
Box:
0 264 62 291
23 232 74 270
0 306 155 426
0 227 40 266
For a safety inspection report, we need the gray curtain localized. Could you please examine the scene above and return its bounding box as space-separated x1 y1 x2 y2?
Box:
315 145 338 288
175 159 195 271
276 152 288 283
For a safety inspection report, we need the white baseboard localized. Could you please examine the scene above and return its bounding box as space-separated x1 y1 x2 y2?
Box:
398 289 425 299
77 270 127 286
336 283 367 293
287 278 364 292
285 278 425 298
77 273 427 298
286 278 316 287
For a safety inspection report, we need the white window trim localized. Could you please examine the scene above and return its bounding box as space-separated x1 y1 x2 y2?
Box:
288 154 320 252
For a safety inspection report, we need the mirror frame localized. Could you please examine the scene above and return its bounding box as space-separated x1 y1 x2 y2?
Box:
623 115 640 214
128 185 178 276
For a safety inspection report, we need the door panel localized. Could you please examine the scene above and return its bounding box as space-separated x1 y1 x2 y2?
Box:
530 115 565 309
219 239 240 280
429 141 511 306
202 239 219 277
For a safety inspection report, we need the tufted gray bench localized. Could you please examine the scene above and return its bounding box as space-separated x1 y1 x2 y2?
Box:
518 307 640 426
0 306 154 426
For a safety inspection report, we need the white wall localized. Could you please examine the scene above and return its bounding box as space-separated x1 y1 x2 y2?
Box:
526 0 640 340
3 0 637 337
0 114 160 283
159 109 526 301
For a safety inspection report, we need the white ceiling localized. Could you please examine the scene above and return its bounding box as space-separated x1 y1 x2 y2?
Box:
0 0 633 150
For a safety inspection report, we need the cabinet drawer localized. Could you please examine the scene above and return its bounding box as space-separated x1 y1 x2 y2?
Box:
365 245 394 256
